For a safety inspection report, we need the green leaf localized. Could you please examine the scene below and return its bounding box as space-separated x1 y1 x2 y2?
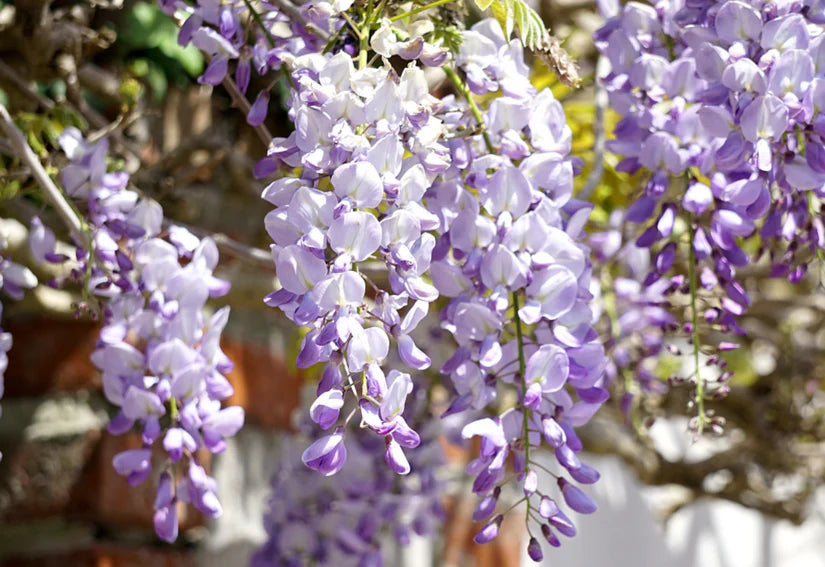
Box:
490 0 514 40
485 0 548 51
472 0 495 11
0 179 20 201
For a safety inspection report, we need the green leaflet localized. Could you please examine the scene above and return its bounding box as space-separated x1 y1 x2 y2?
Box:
471 0 548 50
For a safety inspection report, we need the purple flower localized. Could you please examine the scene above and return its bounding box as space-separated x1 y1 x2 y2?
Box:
473 515 503 544
527 537 544 561
302 428 348 476
247 91 270 126
112 448 152 486
558 477 597 514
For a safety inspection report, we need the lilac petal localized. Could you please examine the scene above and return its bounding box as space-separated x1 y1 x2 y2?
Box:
569 462 601 484
715 0 762 43
397 334 431 370
683 182 712 214
112 448 152 486
332 161 384 208
558 477 597 514
555 444 581 471
542 417 566 447
328 211 381 262
473 491 499 522
310 389 344 430
527 265 578 320
301 428 348 476
539 496 560 519
199 55 229 86
154 505 179 543
740 95 788 142
541 523 562 547
525 344 570 392
380 371 412 422
461 418 506 448
391 416 421 448
385 438 411 475
523 469 538 497
122 387 165 420
549 510 577 536
276 244 327 294
154 472 174 510
247 91 270 126
29 217 57 264
473 515 503 544
204 406 245 437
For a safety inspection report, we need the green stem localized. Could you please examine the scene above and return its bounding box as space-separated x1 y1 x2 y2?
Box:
170 397 178 421
688 219 705 434
442 66 494 153
511 291 531 522
243 0 294 88
243 0 276 48
390 0 453 21
359 24 370 69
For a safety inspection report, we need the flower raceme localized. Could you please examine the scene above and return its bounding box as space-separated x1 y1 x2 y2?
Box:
160 0 612 560
27 127 245 542
593 0 825 431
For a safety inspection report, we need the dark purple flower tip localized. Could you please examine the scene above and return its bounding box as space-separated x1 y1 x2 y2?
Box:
527 537 544 562
473 515 503 545
541 524 561 547
558 477 598 514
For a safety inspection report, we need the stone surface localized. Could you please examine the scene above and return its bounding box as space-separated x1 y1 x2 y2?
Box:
0 394 107 523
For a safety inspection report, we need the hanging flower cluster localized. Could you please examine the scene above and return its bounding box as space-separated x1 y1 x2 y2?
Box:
594 0 825 428
27 128 244 542
252 379 445 566
163 0 609 559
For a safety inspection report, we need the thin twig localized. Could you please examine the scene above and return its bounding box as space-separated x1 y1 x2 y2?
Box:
268 0 330 40
0 60 55 110
220 73 274 146
163 218 273 267
0 103 87 245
